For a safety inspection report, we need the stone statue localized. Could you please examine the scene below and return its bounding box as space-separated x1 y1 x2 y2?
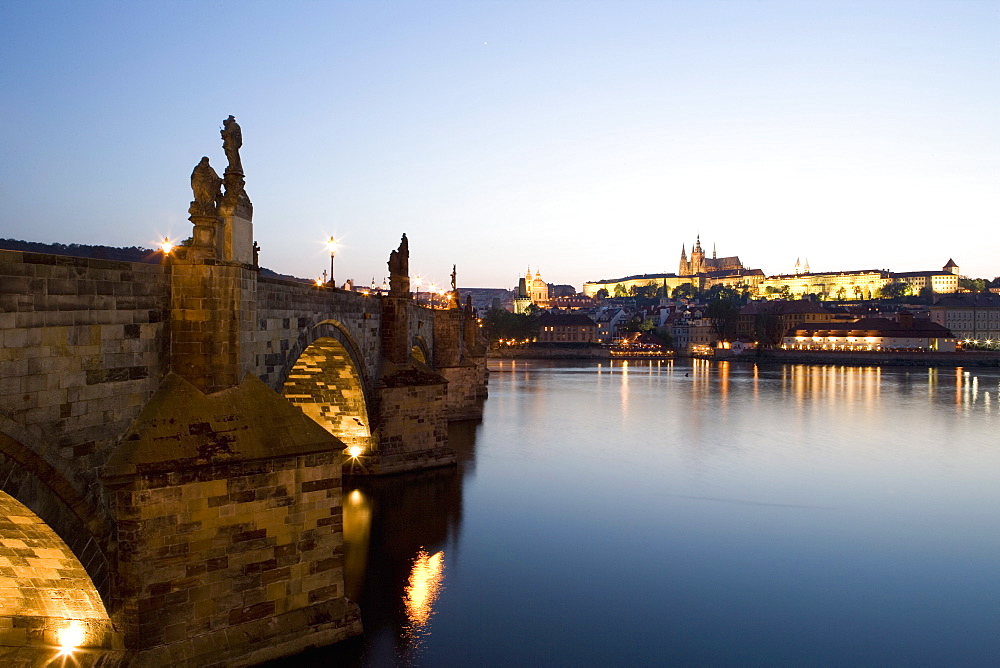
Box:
221 115 243 174
449 264 461 309
252 241 260 266
189 157 222 215
387 234 410 297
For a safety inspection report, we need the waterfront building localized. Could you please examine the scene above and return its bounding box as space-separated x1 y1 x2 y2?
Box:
594 307 628 342
537 312 598 343
783 314 956 351
736 300 853 342
928 292 1000 343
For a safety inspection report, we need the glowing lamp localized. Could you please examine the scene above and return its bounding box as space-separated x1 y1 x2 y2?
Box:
160 237 174 254
348 446 363 458
58 622 84 656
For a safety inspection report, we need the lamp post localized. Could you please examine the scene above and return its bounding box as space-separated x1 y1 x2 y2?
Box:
325 237 339 288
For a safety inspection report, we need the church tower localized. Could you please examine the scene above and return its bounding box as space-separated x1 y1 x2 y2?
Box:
679 244 688 275
691 235 705 275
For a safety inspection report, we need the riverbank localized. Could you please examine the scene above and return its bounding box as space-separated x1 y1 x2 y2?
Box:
490 346 674 361
710 349 1000 367
490 346 1000 367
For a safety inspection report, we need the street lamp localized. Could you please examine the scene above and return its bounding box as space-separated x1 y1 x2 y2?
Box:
325 237 339 287
159 237 174 255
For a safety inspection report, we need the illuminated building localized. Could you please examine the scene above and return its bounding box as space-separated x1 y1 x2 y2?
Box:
583 236 763 298
783 314 957 352
758 260 960 300
537 313 598 343
678 235 743 275
929 292 1000 343
513 267 550 313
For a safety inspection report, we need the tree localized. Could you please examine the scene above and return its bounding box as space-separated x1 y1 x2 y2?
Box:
613 283 627 298
595 288 609 299
752 302 785 347
778 285 792 300
959 277 988 292
652 326 674 348
705 293 740 342
878 281 913 300
482 308 540 343
672 283 697 299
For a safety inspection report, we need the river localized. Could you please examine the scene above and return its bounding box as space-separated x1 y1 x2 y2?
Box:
280 359 1000 666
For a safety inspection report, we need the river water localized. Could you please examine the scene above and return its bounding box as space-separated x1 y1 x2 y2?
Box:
284 359 1000 666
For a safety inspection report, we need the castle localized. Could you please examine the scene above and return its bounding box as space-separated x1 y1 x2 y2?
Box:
678 235 744 276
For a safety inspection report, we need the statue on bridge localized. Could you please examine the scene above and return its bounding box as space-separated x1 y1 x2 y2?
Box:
189 157 222 216
221 115 243 175
449 264 461 309
388 233 410 297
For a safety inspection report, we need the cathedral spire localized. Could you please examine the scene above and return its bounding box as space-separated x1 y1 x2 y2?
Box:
680 243 687 260
712 242 716 259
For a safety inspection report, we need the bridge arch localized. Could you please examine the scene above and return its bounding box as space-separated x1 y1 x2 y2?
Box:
411 335 431 366
281 320 375 452
0 418 114 612
0 418 120 653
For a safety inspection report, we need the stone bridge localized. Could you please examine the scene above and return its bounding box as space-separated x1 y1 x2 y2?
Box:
0 119 487 666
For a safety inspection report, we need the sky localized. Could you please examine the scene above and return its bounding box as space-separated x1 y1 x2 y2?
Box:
1 1 998 290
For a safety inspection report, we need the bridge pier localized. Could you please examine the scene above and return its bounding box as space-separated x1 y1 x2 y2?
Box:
104 373 361 666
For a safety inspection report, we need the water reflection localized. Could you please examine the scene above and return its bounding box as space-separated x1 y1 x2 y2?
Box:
272 359 1000 666
285 418 479 667
403 549 445 639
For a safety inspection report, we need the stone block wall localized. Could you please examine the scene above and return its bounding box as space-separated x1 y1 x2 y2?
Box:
168 261 257 394
112 452 360 666
438 365 485 421
432 309 463 368
0 250 169 504
370 381 453 474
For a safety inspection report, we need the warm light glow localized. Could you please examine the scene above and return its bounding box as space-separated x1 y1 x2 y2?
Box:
159 237 174 254
347 445 363 458
314 277 324 287
325 236 339 254
57 621 84 656
404 549 444 628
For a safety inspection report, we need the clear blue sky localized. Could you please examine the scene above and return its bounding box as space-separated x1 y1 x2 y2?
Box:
2 1 997 289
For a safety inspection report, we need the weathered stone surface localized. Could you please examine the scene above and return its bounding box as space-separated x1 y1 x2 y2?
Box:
0 245 486 663
103 373 359 662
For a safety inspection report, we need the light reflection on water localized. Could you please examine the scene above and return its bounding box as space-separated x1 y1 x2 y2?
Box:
403 549 444 640
279 359 1000 666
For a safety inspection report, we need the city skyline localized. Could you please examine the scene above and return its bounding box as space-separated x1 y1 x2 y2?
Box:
2 1 998 289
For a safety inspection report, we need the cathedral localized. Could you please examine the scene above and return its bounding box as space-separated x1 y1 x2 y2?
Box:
678 235 744 276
